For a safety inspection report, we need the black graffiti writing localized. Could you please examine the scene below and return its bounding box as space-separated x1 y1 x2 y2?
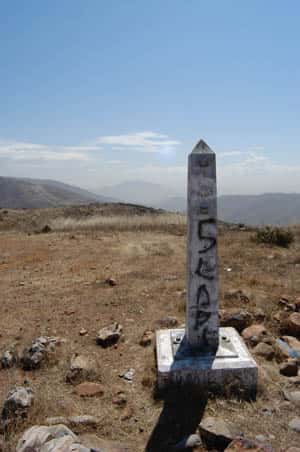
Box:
195 256 216 280
197 218 216 253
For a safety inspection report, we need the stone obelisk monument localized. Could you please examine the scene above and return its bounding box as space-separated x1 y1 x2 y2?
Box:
186 140 219 354
156 139 258 398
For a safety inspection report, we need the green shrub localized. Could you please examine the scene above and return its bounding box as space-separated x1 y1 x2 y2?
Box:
255 226 295 248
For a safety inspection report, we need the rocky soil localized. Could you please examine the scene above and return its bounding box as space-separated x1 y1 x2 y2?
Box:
0 207 299 451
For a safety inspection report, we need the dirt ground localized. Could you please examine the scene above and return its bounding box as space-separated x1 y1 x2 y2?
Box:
0 209 300 451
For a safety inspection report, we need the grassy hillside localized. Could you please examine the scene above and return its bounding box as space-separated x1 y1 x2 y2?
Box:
0 177 114 209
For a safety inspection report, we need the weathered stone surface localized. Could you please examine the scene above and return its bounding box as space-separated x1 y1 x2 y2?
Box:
2 386 34 423
20 336 59 370
281 313 300 337
280 360 298 377
17 425 80 452
17 425 128 452
139 330 154 346
225 437 274 451
199 416 237 449
242 325 267 345
186 141 218 352
155 316 179 329
79 433 130 451
219 309 253 333
66 354 98 384
288 417 300 432
0 349 17 369
253 343 275 360
74 382 104 397
96 322 122 347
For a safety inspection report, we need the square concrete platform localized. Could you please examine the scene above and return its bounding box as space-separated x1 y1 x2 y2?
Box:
156 327 258 399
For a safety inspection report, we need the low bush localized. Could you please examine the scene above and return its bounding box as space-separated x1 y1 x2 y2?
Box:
254 226 295 248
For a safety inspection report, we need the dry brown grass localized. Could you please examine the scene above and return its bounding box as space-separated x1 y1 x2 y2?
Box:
0 212 300 450
49 213 186 234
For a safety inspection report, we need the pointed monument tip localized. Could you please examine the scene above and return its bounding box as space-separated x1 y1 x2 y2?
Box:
192 139 214 154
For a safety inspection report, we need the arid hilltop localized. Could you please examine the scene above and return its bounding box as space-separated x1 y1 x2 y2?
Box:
0 205 299 451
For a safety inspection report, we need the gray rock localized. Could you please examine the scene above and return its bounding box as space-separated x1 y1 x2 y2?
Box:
288 417 300 433
253 343 275 360
173 433 202 450
155 316 179 329
80 433 130 452
283 390 300 407
46 417 70 426
279 360 298 377
17 425 77 452
119 368 135 382
2 386 34 424
96 322 123 348
199 416 237 449
20 336 59 370
66 354 98 384
220 309 253 333
1 349 17 369
68 415 99 427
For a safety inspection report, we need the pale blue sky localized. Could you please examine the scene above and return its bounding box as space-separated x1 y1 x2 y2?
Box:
1 1 300 195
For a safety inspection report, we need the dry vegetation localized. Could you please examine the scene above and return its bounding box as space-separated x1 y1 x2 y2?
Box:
0 205 300 450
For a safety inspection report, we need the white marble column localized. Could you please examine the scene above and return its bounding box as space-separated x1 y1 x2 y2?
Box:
186 139 219 354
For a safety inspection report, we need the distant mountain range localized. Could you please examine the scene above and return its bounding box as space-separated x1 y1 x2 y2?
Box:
96 181 300 226
0 177 115 209
1 177 300 225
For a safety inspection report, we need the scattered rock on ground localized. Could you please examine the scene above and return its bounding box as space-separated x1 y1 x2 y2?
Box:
68 415 99 428
66 354 99 384
276 337 300 361
112 390 127 407
20 336 59 370
281 313 300 338
96 322 123 347
285 448 300 452
79 433 130 452
283 390 300 407
119 368 135 382
288 418 300 433
253 343 275 360
199 416 238 450
79 328 88 336
105 277 117 286
280 360 299 377
16 424 79 452
155 316 179 329
224 289 251 303
1 349 17 369
2 386 34 425
225 437 274 451
242 325 268 346
140 330 154 346
219 309 253 333
173 433 202 450
75 382 105 397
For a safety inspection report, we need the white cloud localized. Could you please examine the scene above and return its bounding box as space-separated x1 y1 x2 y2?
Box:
0 140 100 162
96 131 180 153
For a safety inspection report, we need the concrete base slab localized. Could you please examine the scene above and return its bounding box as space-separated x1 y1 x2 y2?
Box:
156 327 258 399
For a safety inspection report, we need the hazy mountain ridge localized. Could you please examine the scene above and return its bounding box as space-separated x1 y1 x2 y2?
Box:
97 181 300 225
0 177 115 209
